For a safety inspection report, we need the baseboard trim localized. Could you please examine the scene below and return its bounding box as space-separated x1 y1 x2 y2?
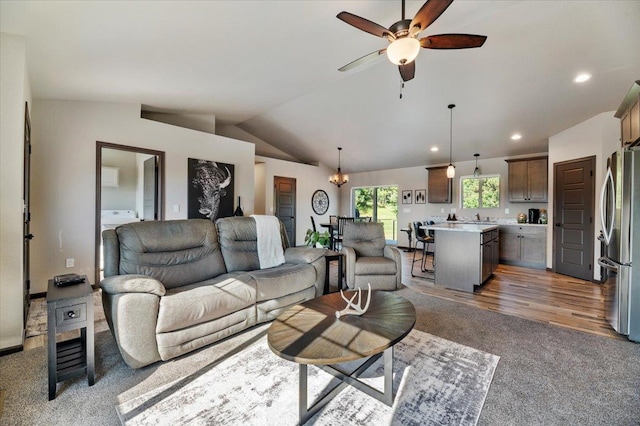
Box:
0 344 24 357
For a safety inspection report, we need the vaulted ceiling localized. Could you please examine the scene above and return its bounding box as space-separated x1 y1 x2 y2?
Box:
2 1 639 172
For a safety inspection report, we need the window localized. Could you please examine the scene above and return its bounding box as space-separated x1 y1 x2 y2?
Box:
352 186 398 242
461 175 500 209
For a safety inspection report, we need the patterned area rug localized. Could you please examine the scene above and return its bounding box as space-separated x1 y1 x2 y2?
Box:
116 329 499 425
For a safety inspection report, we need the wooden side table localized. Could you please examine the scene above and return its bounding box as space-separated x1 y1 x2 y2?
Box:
323 250 344 294
47 277 95 400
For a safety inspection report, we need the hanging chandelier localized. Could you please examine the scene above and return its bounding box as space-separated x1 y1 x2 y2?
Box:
473 153 480 177
446 104 456 179
329 147 349 187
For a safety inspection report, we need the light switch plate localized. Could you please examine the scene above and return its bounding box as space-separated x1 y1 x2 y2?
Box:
403 208 411 213
505 208 510 214
173 204 180 213
65 258 74 268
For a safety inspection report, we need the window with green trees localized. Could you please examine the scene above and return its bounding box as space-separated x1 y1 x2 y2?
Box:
352 186 398 241
461 175 500 209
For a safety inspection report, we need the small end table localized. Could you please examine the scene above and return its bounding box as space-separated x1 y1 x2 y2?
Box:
323 250 344 294
47 276 95 400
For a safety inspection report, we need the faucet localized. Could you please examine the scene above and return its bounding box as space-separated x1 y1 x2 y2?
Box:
475 213 481 221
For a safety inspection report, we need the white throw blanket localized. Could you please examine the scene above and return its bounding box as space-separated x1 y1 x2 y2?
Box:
251 215 285 269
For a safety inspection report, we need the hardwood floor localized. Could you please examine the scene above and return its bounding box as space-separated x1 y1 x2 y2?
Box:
401 249 624 340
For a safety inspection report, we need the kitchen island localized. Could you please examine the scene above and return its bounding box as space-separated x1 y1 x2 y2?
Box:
424 223 499 292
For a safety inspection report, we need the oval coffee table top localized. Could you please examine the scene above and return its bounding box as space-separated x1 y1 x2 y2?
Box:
267 291 416 365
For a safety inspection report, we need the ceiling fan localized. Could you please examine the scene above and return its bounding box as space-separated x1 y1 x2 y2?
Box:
337 0 487 82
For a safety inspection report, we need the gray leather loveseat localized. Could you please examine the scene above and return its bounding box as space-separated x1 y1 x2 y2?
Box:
100 217 325 368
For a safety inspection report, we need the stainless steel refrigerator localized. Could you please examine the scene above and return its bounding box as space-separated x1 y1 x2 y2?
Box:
598 146 640 342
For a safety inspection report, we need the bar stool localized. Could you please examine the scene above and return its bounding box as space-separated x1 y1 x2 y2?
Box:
411 221 435 277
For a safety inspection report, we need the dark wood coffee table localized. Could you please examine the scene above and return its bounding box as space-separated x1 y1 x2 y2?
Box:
267 291 416 424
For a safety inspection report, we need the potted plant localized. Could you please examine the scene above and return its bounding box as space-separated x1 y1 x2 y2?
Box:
304 229 331 248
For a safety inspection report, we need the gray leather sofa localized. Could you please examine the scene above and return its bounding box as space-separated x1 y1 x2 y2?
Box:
100 217 326 369
342 221 402 291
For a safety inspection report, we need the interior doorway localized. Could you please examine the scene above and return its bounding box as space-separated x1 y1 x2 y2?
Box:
95 142 165 284
274 176 296 246
553 156 595 281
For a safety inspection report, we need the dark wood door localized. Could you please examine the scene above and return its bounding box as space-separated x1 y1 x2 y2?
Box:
274 176 296 246
143 156 158 221
23 102 32 326
553 156 595 280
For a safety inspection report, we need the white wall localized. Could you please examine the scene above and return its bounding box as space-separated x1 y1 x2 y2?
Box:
341 154 549 244
101 149 138 211
548 111 620 280
0 33 31 350
254 155 338 246
30 100 255 294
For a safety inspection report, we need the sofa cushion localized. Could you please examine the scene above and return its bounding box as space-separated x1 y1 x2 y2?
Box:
217 217 288 272
115 219 227 289
354 257 397 275
156 272 257 333
343 222 386 257
248 263 316 302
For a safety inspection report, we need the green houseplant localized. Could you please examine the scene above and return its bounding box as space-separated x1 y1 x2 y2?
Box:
304 229 331 248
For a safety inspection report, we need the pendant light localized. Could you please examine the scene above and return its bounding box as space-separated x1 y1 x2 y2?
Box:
329 147 349 187
446 104 456 179
473 153 480 177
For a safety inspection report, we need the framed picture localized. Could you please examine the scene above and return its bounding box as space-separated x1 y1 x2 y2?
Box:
402 190 412 204
415 189 426 204
188 158 235 221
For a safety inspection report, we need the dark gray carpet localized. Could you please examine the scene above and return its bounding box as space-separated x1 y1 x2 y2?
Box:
1 286 639 425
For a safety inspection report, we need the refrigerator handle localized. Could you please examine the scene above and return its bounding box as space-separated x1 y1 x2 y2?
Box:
597 256 619 272
599 167 615 245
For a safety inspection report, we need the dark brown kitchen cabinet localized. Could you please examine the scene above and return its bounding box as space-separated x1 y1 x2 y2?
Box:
616 80 640 147
505 157 548 202
426 166 452 203
499 225 546 269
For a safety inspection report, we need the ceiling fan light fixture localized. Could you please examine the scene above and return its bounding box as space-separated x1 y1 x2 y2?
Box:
386 37 420 65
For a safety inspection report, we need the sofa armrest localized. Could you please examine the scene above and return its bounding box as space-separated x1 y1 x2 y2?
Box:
284 247 326 264
384 246 401 263
100 274 166 297
384 246 403 289
343 247 357 289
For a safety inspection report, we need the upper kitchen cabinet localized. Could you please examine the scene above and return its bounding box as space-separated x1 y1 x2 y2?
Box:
426 166 452 203
505 157 548 202
616 80 640 148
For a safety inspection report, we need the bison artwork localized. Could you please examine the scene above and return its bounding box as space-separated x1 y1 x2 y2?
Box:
187 158 235 221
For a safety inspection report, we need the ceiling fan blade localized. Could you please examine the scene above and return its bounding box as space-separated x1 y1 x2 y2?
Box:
338 49 386 72
337 11 394 39
399 61 415 82
409 0 454 36
420 34 487 49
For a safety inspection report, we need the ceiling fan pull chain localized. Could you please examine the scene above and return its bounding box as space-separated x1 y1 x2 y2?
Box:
400 82 405 99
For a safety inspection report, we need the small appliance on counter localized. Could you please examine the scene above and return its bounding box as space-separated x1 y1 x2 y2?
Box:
528 208 540 224
517 213 527 223
539 208 548 224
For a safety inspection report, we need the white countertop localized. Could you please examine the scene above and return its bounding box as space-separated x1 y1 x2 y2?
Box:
423 223 498 233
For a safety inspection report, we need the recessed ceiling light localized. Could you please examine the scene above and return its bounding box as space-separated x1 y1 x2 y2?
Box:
430 146 439 152
573 73 591 83
511 133 522 140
